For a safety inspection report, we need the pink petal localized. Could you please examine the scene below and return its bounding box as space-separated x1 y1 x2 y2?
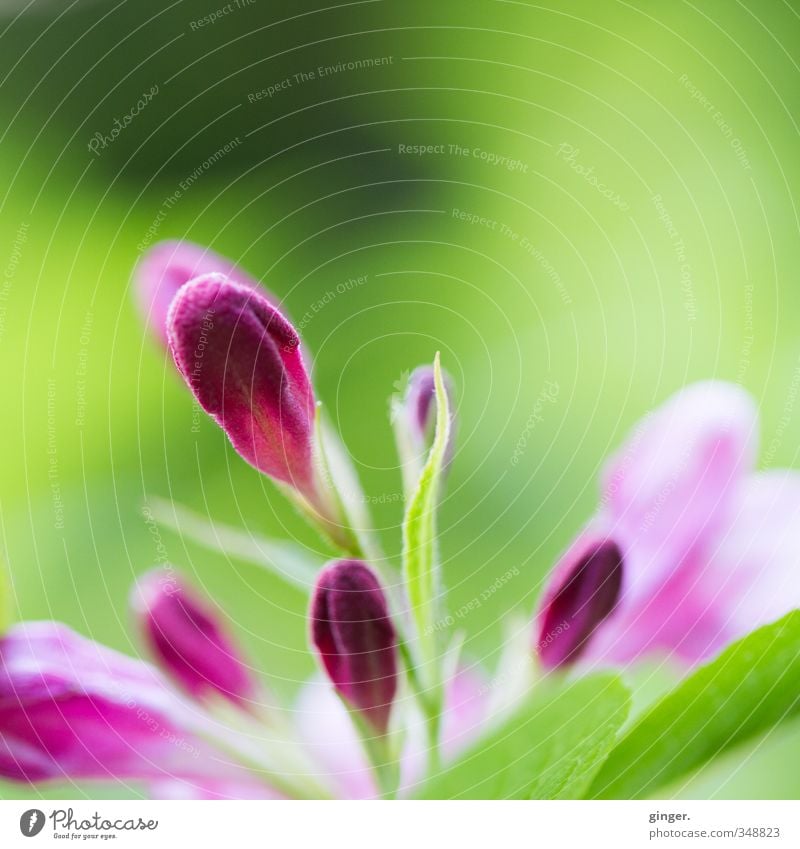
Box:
703 471 800 638
572 471 800 667
135 240 264 346
534 525 729 666
535 383 762 668
440 665 490 757
579 553 733 666
294 676 376 800
0 622 231 785
600 381 758 605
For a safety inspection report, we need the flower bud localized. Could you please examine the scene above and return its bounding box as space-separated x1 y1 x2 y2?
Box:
393 365 456 493
167 273 316 497
131 568 258 709
310 560 398 734
407 366 456 453
135 240 265 346
535 533 623 669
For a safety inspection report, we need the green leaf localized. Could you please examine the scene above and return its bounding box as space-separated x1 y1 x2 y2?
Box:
402 352 451 690
310 409 383 562
588 610 800 799
418 673 631 799
145 497 322 591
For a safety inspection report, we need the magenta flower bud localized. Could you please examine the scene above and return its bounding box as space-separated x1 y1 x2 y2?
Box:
167 273 317 497
0 622 214 783
404 365 456 459
135 240 265 346
535 532 623 669
310 560 398 734
131 568 258 709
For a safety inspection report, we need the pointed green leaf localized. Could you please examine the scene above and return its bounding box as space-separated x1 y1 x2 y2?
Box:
145 497 322 591
588 611 800 799
402 353 451 689
418 673 630 799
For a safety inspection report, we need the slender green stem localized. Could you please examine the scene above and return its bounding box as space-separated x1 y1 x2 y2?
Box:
362 732 400 799
341 699 401 799
397 636 444 781
397 638 432 712
425 710 442 778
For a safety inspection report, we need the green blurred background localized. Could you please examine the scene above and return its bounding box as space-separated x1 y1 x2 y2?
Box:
1 0 799 799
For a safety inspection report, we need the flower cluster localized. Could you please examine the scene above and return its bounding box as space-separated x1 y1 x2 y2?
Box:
1 240 799 798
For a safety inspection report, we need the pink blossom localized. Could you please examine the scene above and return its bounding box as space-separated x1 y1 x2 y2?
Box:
535 381 800 667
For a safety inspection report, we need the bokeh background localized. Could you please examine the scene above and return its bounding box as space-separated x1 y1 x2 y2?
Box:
1 0 799 799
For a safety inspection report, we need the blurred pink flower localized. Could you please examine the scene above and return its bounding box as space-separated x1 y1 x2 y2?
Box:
0 622 235 785
535 381 800 668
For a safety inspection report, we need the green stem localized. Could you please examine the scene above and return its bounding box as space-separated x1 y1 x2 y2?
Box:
342 700 401 799
425 710 442 778
397 637 444 780
362 733 400 799
397 639 431 711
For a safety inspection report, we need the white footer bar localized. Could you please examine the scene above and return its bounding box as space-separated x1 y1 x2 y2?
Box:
2 800 798 848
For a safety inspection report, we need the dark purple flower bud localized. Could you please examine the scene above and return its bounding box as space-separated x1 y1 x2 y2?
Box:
135 240 265 346
167 273 316 497
310 560 398 734
535 533 623 669
131 568 258 710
